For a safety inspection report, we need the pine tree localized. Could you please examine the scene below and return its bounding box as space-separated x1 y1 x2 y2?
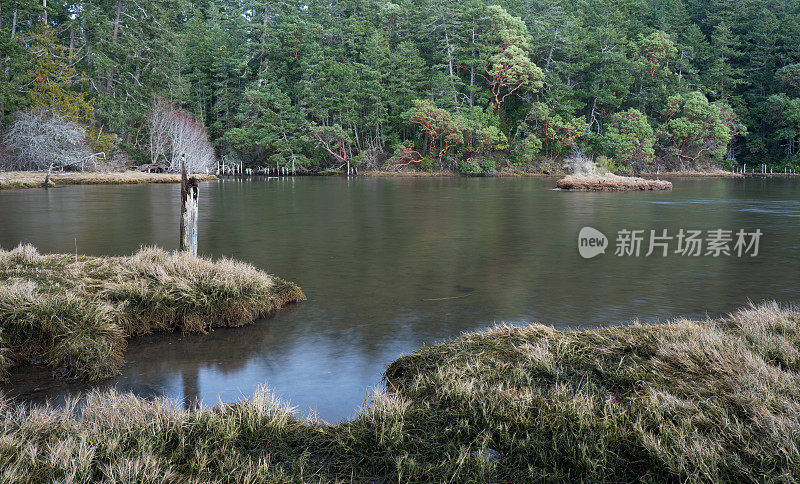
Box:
705 22 745 105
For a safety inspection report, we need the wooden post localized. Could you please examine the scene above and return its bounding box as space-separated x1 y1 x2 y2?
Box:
180 154 199 255
43 163 53 189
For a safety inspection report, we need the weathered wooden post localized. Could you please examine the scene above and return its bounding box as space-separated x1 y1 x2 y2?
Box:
43 163 54 189
180 154 199 255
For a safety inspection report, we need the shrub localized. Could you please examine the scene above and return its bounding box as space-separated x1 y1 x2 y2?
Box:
514 134 543 167
566 149 598 177
149 97 217 173
2 109 91 171
657 91 746 170
602 108 655 172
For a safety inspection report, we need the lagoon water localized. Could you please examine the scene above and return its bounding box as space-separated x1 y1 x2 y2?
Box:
2 176 799 421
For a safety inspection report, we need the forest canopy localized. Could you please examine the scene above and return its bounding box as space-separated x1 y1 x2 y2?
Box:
1 0 799 174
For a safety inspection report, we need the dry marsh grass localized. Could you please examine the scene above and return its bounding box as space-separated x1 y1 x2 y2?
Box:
557 173 673 191
0 245 304 381
1 302 799 481
0 171 217 189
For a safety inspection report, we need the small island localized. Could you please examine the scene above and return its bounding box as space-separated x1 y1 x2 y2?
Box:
556 153 673 191
0 245 304 381
556 173 673 191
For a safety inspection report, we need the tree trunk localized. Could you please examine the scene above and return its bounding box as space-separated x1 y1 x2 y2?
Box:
112 0 122 40
546 28 558 72
107 0 122 92
353 125 361 153
259 1 269 77
43 0 47 26
180 155 199 255
443 20 456 105
469 22 476 107
11 9 17 38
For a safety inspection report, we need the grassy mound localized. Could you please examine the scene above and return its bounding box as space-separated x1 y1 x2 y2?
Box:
557 173 673 191
0 302 798 481
0 245 304 381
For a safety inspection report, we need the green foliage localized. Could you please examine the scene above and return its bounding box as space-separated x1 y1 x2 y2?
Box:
704 22 745 105
403 99 465 169
25 25 114 157
596 155 619 175
514 134 544 167
309 123 353 170
768 93 800 159
461 107 508 170
419 156 439 172
519 102 589 160
225 80 305 169
777 64 800 95
638 31 677 78
602 108 656 171
1 0 800 171
0 35 30 123
657 91 745 169
480 5 545 110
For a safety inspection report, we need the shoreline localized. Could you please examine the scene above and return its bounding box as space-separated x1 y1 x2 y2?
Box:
3 169 797 190
638 170 743 178
361 170 562 178
0 171 218 190
0 301 797 481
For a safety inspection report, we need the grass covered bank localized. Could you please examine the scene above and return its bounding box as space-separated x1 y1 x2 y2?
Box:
0 245 304 381
0 171 218 190
557 174 673 191
1 302 799 481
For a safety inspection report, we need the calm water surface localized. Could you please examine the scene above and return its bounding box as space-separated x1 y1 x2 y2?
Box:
1 176 799 421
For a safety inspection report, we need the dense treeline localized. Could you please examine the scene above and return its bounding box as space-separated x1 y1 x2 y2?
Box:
1 0 799 174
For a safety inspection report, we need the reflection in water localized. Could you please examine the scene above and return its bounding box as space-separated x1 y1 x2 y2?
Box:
1 177 799 421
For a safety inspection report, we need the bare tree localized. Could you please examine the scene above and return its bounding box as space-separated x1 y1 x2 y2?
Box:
2 109 96 171
149 97 216 173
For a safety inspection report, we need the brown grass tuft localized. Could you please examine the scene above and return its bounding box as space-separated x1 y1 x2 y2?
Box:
0 245 304 381
1 302 799 481
557 173 673 191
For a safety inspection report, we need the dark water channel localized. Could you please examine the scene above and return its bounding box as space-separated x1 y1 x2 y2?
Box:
1 176 799 421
